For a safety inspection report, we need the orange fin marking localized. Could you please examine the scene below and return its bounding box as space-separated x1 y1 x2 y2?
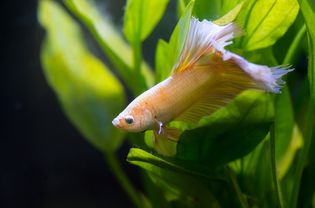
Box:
172 18 239 74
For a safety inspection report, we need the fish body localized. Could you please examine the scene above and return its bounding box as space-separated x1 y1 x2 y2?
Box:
113 64 217 132
112 18 293 155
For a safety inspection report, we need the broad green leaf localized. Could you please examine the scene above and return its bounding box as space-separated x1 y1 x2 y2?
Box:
65 0 154 94
39 1 125 152
192 0 241 20
127 148 221 207
123 0 170 43
213 1 244 25
242 47 278 65
155 39 170 83
220 0 243 15
127 148 224 182
192 0 221 20
176 90 274 168
240 0 299 51
155 1 194 82
234 0 256 31
177 122 270 168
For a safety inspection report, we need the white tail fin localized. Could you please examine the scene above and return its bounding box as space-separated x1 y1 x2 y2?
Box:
229 54 294 93
172 17 293 93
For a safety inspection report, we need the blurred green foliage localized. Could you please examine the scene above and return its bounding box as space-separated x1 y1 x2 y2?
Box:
38 0 315 207
38 1 125 152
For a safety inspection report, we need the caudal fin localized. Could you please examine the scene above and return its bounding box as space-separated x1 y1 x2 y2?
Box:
172 17 293 93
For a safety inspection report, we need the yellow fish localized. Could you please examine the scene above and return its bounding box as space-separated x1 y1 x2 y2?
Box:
112 18 292 153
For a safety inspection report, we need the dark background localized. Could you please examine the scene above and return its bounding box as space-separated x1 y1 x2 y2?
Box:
1 0 176 207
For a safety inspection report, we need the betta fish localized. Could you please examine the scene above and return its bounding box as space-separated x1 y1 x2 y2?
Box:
112 18 292 154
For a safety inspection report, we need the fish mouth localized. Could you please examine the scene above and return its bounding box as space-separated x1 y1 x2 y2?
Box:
112 117 121 128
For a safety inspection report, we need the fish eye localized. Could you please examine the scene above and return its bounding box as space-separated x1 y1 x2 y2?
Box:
125 115 134 125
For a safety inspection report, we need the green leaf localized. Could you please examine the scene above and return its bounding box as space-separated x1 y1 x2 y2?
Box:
38 1 125 153
192 0 221 20
123 0 170 43
155 1 194 82
122 0 169 92
192 0 241 20
127 148 225 181
64 0 154 94
127 148 221 207
155 39 171 83
213 1 244 26
242 47 278 65
178 123 271 168
176 0 188 17
240 0 299 51
176 90 274 168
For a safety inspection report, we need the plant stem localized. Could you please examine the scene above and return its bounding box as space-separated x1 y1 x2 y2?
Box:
270 124 284 208
291 97 315 208
105 153 143 208
132 40 146 95
283 24 306 64
133 40 142 73
227 166 249 208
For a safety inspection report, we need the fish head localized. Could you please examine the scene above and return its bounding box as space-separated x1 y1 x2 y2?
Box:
112 107 153 132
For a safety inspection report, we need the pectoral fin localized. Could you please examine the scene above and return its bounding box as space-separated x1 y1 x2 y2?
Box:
152 126 182 156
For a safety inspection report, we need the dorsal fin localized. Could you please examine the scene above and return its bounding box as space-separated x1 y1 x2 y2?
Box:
172 17 241 74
